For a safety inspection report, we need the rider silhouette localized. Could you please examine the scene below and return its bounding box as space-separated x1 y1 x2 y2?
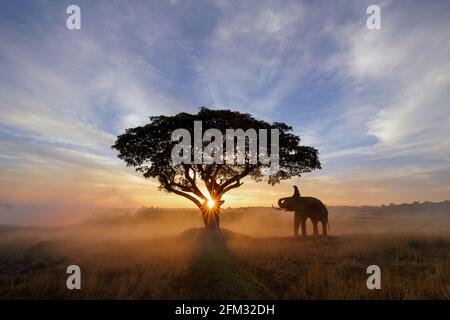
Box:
292 185 301 198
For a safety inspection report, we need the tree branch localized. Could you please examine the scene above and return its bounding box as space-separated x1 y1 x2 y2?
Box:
216 164 256 195
183 164 207 200
217 180 244 198
168 186 202 208
210 165 222 197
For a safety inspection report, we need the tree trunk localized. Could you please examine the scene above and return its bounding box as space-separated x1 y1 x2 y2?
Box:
201 206 220 232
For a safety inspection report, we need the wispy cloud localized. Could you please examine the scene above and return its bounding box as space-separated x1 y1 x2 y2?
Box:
0 0 449 213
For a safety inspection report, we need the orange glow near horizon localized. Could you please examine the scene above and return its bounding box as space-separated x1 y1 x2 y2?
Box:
1 166 449 211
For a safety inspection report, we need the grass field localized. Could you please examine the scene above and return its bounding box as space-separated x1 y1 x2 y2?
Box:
0 209 449 299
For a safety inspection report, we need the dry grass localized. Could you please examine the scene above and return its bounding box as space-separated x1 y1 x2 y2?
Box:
0 210 449 299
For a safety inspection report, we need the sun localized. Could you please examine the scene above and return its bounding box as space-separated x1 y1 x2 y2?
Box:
207 198 215 209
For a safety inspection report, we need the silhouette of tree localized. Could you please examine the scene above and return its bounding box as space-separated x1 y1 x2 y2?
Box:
112 107 321 231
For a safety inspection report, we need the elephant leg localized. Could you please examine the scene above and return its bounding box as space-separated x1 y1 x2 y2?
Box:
322 221 328 237
294 212 300 238
300 217 307 239
312 220 319 237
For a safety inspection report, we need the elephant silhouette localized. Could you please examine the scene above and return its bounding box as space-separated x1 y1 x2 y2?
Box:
273 186 329 238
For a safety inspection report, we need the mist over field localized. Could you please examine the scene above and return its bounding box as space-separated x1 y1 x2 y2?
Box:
2 200 450 237
0 201 449 299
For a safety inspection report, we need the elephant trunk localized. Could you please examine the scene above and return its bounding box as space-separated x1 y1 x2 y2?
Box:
272 197 291 211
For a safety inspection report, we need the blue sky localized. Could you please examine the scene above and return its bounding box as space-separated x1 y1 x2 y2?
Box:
0 0 449 210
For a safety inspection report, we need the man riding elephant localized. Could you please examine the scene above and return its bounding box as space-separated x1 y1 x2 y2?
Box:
273 186 329 238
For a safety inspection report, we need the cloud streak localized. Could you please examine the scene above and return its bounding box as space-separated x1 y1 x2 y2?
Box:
0 0 449 216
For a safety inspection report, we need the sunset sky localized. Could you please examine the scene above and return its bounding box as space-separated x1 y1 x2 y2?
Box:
0 0 449 213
